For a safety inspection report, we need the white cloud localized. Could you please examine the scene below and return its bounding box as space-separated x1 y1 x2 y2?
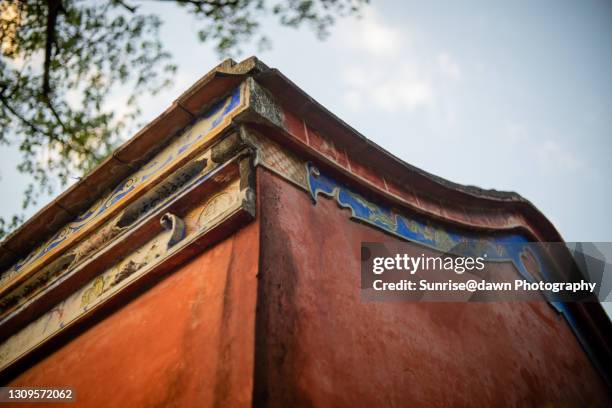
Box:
334 10 460 113
503 124 586 175
341 9 402 57
437 52 462 80
342 62 434 113
535 139 584 173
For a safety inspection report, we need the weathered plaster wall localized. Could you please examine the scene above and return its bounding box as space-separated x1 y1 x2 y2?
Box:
4 166 610 407
6 220 260 408
254 168 610 407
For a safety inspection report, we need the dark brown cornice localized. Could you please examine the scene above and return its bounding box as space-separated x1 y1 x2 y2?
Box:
251 67 563 243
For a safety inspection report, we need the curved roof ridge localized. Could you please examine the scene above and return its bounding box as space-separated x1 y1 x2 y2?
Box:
0 56 563 272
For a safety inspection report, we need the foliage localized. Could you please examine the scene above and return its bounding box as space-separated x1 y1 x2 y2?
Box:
0 0 367 238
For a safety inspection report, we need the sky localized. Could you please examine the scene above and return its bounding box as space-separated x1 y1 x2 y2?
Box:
0 1 611 303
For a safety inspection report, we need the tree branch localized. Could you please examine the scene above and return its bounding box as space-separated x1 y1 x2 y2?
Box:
150 0 240 14
0 90 95 158
112 0 138 13
43 97 75 144
42 0 65 98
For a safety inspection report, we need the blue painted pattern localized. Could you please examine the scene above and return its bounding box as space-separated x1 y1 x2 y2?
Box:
306 162 566 310
6 87 243 276
306 162 612 385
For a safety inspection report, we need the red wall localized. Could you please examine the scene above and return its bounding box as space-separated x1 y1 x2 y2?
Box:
4 168 610 407
6 221 260 408
254 169 610 407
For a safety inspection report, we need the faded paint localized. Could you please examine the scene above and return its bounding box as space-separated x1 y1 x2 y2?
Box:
1 56 607 408
5 220 260 408
2 160 609 408
254 168 611 407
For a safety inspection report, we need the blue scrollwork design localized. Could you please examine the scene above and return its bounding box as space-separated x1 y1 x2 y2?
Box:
7 87 243 275
306 162 564 309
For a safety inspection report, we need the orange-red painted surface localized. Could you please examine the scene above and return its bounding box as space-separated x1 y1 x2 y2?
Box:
254 169 611 407
4 169 611 407
6 220 260 408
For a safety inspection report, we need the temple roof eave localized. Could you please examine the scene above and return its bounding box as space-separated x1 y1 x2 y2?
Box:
0 56 564 271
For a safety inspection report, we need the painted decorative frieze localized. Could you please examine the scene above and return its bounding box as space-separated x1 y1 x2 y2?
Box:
0 79 263 373
0 70 579 375
0 148 255 372
244 130 308 190
0 85 248 291
305 162 568 309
